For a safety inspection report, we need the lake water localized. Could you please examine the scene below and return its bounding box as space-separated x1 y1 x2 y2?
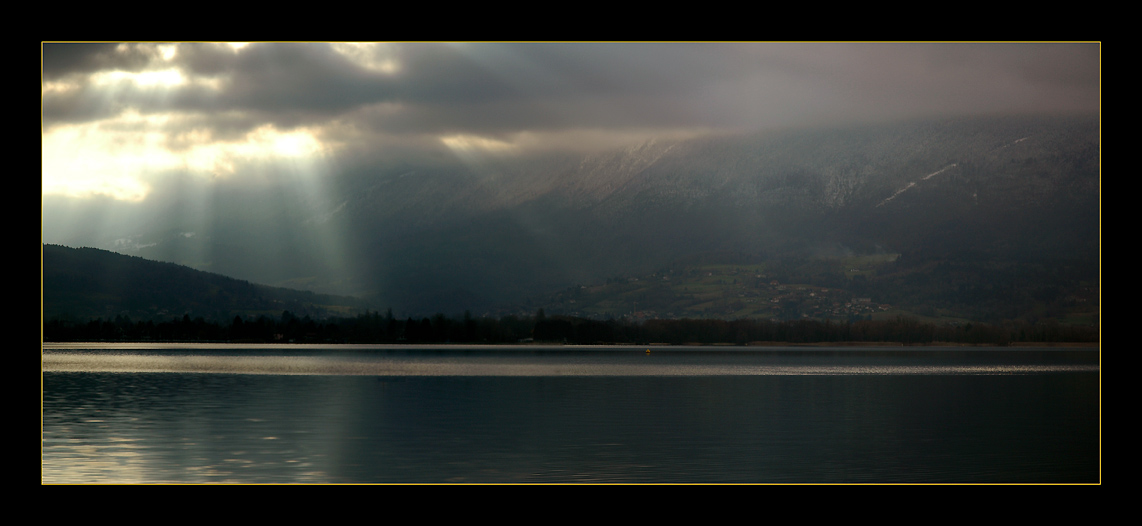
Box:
42 344 1100 483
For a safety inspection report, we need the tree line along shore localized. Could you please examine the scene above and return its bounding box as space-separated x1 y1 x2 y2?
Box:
43 310 1098 346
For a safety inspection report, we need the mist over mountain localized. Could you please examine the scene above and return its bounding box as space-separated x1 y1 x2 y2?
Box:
44 115 1099 321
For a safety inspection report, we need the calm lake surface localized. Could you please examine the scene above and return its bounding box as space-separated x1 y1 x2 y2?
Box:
42 344 1100 483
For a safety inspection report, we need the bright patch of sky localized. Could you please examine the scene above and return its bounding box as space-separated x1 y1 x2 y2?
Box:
43 110 328 201
330 42 400 74
441 133 518 154
90 68 186 87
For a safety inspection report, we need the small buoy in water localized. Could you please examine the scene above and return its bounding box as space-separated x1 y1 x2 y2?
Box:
646 349 651 354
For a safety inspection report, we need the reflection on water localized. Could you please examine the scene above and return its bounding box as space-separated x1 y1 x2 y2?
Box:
42 346 1100 483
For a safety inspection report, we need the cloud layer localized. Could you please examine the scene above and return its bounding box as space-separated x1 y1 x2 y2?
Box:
42 42 1100 201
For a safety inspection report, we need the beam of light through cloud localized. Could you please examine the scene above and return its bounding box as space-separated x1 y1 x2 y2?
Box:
42 43 368 296
440 133 519 155
43 112 330 201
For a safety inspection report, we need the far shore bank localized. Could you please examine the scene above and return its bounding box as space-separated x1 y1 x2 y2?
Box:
43 340 1099 349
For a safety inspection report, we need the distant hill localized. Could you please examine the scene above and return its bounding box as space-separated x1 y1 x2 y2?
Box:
42 244 372 322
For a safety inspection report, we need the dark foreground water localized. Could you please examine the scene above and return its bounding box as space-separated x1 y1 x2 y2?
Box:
42 345 1100 483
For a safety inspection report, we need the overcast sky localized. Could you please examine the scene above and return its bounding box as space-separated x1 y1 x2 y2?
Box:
42 42 1100 203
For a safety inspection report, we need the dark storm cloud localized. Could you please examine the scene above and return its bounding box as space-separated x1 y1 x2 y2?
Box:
204 44 389 113
173 42 239 76
42 43 387 128
40 43 806 129
389 43 735 102
42 43 162 80
42 42 1100 152
353 43 1100 136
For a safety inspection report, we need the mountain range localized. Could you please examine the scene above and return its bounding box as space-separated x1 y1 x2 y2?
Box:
43 115 1100 323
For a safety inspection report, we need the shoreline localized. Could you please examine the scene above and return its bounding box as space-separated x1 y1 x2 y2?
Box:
42 340 1100 350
